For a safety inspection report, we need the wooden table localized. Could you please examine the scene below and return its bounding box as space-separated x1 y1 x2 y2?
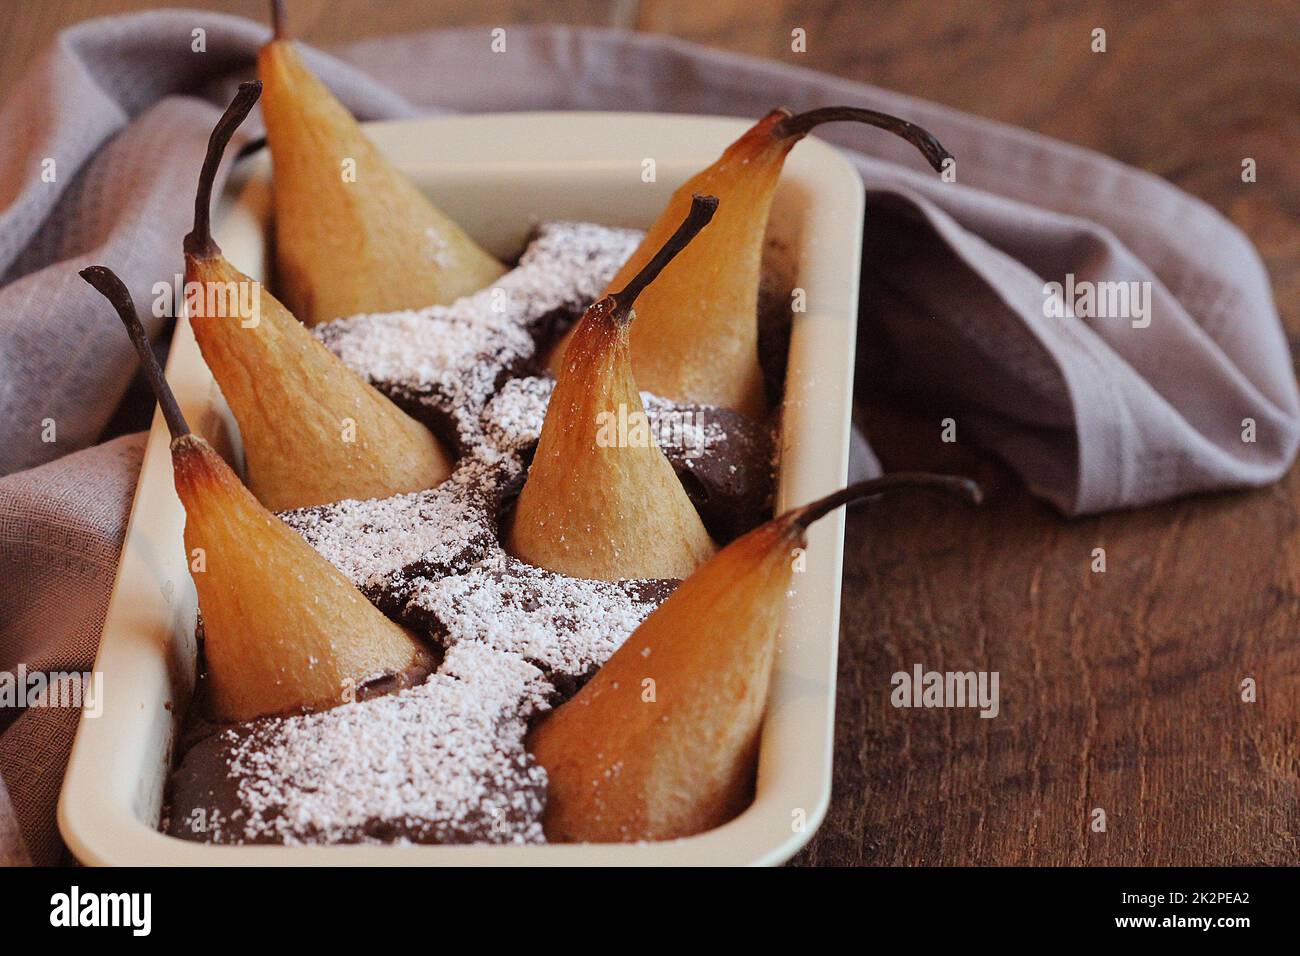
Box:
4 0 1296 866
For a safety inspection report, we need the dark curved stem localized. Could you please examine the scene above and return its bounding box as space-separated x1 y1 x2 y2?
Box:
79 266 190 440
610 194 719 323
793 472 982 529
773 106 952 174
183 81 263 259
271 0 289 40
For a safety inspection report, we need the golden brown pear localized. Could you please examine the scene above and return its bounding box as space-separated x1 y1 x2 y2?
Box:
550 106 951 417
183 82 453 511
80 265 432 723
258 2 505 324
530 473 981 842
507 196 720 581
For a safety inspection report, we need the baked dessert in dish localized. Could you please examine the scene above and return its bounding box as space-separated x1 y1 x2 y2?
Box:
79 11 970 848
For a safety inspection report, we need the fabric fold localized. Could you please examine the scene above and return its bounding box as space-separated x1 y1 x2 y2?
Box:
0 433 145 864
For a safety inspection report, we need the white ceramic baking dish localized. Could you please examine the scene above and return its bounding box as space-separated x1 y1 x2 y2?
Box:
58 111 863 865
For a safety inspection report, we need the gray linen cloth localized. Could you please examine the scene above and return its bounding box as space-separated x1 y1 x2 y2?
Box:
1 10 1295 864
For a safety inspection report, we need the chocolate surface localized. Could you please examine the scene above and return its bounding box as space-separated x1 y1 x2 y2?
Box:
167 643 549 846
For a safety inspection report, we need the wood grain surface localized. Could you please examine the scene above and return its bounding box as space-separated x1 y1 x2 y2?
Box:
2 1 1296 866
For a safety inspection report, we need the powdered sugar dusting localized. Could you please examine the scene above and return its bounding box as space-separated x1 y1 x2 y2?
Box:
641 391 730 459
481 376 554 452
405 553 669 692
315 222 641 450
278 455 516 607
224 643 550 846
483 375 732 463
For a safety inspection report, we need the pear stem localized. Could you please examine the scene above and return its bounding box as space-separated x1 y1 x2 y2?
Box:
184 81 263 259
609 194 719 323
80 266 191 440
773 106 952 174
271 0 289 41
792 472 982 530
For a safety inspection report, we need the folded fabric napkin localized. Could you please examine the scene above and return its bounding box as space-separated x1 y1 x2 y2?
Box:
1 9 1295 865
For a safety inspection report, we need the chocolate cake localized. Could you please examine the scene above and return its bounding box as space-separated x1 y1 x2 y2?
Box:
169 642 551 845
165 221 782 846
